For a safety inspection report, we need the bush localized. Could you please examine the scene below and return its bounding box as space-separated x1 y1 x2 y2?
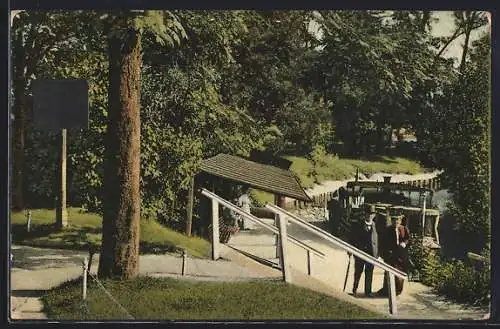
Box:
408 234 490 307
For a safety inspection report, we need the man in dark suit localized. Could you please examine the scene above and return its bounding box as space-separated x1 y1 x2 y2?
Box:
377 215 410 296
349 205 379 296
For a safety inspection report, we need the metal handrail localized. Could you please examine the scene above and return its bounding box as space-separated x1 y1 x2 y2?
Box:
266 203 407 280
201 189 325 258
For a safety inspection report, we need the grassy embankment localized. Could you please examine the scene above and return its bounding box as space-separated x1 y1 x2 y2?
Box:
11 208 210 258
42 276 383 320
251 154 428 206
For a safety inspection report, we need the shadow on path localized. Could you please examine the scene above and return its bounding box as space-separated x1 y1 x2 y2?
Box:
12 289 47 298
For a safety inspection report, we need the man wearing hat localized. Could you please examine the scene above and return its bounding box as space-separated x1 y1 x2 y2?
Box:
349 205 379 296
376 214 410 296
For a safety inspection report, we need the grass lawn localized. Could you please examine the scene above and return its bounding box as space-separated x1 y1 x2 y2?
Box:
250 155 428 206
10 208 211 258
42 276 383 320
286 154 427 189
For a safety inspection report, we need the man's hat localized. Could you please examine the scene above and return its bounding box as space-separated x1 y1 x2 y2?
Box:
364 205 376 225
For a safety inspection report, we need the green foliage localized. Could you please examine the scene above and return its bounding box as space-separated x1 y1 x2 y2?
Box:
225 11 333 155
248 189 274 207
134 11 187 47
408 235 490 307
309 11 438 156
42 277 383 320
308 144 328 184
17 11 263 228
438 260 490 306
415 32 490 252
139 11 264 225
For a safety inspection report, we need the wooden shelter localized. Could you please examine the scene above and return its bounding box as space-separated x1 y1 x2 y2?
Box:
185 154 311 236
199 153 310 202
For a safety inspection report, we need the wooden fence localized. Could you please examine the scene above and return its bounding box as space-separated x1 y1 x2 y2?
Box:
285 176 442 210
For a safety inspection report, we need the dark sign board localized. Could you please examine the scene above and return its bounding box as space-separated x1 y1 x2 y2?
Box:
32 79 89 131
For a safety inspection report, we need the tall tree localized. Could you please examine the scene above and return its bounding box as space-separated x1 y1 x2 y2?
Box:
454 11 488 72
434 11 487 63
98 11 186 279
312 11 434 156
226 11 331 155
415 32 490 254
139 11 260 229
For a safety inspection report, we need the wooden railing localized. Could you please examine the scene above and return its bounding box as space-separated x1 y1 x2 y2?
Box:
266 203 407 315
201 189 325 283
201 188 407 316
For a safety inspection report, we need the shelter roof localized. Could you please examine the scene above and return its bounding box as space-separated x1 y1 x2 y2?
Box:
200 153 311 201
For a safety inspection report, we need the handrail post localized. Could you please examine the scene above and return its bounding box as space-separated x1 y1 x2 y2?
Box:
211 198 220 260
278 214 292 283
26 210 32 233
274 194 284 265
387 272 397 315
275 212 281 265
82 257 88 300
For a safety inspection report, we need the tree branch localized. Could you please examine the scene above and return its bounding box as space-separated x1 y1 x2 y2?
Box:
435 28 465 59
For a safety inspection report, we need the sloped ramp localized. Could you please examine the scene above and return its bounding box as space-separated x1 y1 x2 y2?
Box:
227 218 280 267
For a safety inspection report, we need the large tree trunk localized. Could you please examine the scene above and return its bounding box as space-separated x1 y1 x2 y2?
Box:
98 28 142 279
11 35 26 211
376 121 387 154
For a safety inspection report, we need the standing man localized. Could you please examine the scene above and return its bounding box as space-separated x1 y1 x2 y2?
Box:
349 205 379 296
377 215 410 296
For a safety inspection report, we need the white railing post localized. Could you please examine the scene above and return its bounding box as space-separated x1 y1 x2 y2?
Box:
26 210 32 233
278 214 292 283
82 257 88 300
274 195 282 263
421 191 427 241
387 272 397 315
211 199 220 260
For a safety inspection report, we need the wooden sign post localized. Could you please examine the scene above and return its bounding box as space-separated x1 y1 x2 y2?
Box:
57 128 68 228
32 79 88 229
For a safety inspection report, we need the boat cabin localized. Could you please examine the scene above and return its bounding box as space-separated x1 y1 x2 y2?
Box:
329 175 441 249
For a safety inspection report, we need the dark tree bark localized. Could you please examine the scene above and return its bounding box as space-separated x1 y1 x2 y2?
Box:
186 177 195 237
376 114 387 155
459 13 473 73
11 33 26 211
99 27 142 279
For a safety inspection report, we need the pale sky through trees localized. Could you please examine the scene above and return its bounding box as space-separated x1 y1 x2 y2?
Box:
431 11 490 60
308 11 490 64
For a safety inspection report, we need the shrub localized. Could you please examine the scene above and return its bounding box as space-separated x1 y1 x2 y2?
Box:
408 234 490 307
437 259 490 306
